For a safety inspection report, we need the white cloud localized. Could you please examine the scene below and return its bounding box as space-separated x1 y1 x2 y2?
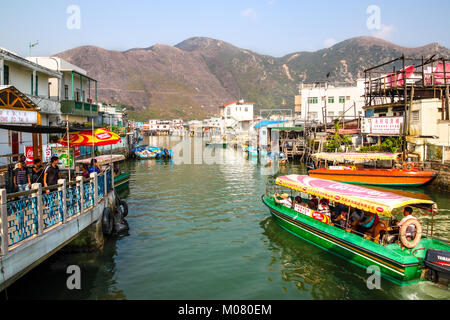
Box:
324 38 337 48
372 25 396 40
267 0 276 5
241 8 257 19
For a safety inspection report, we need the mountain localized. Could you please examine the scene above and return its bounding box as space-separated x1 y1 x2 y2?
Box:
55 36 450 120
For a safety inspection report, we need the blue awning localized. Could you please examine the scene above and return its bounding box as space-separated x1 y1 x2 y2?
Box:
255 120 288 128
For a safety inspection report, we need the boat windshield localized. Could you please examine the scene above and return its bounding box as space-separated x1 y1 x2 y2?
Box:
311 153 402 162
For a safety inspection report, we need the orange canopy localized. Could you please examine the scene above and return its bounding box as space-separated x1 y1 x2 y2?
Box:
58 128 121 147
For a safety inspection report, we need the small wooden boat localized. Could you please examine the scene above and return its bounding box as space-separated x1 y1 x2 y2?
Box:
262 175 450 286
308 153 437 187
265 152 288 166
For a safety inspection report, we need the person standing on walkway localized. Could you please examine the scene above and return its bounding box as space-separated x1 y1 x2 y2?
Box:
44 156 61 188
14 161 31 192
31 158 45 185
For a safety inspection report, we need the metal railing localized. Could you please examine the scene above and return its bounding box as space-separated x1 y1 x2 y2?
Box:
0 169 114 256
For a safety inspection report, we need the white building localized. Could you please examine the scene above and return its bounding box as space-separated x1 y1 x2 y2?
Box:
296 80 365 124
27 56 99 124
0 47 63 163
219 99 254 132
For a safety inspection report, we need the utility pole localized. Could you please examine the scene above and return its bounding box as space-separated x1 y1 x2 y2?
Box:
28 41 39 57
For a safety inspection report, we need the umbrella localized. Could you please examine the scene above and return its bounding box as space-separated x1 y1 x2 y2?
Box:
58 128 121 147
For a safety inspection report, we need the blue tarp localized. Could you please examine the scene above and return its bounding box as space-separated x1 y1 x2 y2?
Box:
255 120 289 128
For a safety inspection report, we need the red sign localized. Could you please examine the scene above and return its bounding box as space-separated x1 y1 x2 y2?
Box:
25 146 34 165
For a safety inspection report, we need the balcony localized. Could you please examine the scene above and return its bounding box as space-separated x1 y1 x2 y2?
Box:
61 100 98 117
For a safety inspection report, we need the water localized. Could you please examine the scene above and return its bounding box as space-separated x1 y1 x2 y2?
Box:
4 137 450 300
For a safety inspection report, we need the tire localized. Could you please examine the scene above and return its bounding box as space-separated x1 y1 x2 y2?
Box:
102 208 114 236
120 200 129 217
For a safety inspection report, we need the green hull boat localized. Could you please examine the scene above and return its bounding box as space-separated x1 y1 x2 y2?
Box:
263 175 450 286
114 173 130 191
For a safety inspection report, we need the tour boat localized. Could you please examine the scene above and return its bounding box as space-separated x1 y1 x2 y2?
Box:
308 153 437 187
262 175 450 286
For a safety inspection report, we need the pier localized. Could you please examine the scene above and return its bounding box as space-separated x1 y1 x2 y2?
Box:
0 169 117 291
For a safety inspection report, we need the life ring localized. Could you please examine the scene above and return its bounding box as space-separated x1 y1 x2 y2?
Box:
403 162 415 171
399 219 422 249
102 207 114 236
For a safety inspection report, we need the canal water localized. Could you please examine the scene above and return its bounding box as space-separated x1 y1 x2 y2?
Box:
4 137 450 300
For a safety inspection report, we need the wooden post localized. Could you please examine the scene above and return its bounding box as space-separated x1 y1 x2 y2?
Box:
58 179 67 223
32 183 44 235
77 176 84 213
0 189 8 255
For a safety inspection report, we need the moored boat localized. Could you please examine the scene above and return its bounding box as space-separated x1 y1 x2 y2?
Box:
265 152 288 166
308 153 437 187
262 175 450 286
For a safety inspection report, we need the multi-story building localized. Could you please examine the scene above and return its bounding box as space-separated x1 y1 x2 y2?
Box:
296 80 365 124
219 100 254 132
27 56 99 125
0 47 63 162
363 56 450 161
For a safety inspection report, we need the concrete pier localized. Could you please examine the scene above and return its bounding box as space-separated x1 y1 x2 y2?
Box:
0 169 117 291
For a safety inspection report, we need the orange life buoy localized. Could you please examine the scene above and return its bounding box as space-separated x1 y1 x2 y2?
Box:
403 162 415 171
399 219 422 249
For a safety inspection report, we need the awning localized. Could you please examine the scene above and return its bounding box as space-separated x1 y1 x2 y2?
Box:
311 153 402 162
275 175 435 217
270 127 304 131
0 124 103 134
76 154 126 165
255 120 288 128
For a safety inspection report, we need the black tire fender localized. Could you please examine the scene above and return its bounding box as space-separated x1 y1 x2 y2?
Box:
102 207 114 236
120 200 129 217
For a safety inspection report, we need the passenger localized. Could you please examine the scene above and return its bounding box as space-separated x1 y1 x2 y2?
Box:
311 195 319 208
89 159 102 174
333 203 347 220
274 193 292 208
318 199 331 218
333 209 349 229
307 200 317 211
14 161 31 192
354 212 379 236
31 159 45 185
396 207 418 241
349 209 364 227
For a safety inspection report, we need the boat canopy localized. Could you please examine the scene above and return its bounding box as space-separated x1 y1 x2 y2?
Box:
76 154 126 166
311 153 402 162
275 175 436 217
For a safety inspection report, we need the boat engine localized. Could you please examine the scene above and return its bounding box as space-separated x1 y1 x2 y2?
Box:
423 249 450 283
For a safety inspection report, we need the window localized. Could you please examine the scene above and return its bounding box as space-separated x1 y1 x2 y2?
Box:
308 97 318 104
412 111 420 122
35 75 38 96
4 65 9 85
328 96 334 104
339 96 346 103
227 107 231 116
308 112 318 119
30 75 33 95
65 85 69 100
245 107 248 112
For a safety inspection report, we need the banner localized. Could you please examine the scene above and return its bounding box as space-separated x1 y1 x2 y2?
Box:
51 147 75 170
25 146 34 166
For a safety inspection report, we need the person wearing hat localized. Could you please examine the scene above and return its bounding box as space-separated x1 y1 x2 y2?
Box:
274 193 293 208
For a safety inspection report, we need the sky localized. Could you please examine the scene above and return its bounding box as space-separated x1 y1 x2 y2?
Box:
1 0 450 58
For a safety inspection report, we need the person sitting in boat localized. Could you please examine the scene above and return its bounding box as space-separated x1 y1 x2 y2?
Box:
349 209 364 227
354 212 379 236
307 199 318 211
311 195 319 208
81 164 90 179
318 199 331 218
333 209 349 229
396 207 418 241
333 203 348 220
274 193 292 208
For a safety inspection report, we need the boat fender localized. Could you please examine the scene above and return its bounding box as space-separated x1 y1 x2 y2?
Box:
399 219 422 249
102 207 114 236
119 200 128 218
